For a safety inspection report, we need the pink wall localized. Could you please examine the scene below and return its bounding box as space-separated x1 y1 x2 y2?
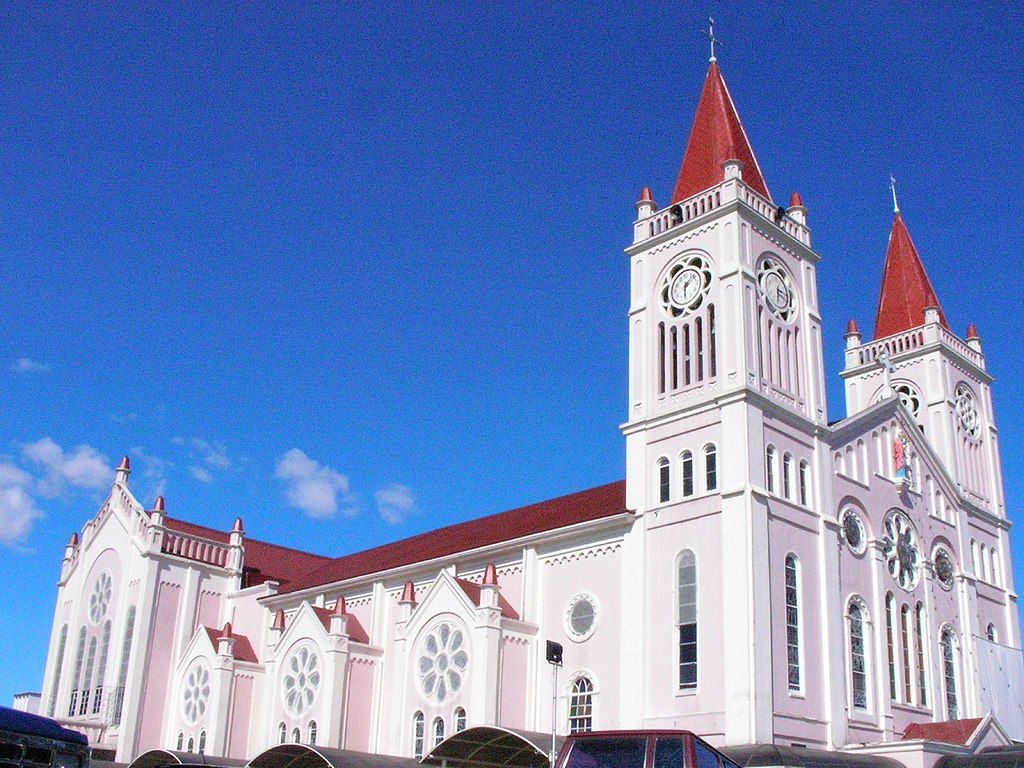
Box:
499 636 528 729
229 673 254 758
344 658 374 752
137 581 181 752
196 588 221 634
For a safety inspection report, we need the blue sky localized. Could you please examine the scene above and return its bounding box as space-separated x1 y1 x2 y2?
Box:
2 2 1023 703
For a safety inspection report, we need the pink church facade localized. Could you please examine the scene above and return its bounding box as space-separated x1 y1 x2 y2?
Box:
35 57 1023 768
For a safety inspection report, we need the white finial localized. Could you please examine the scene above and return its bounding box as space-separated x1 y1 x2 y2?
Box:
890 174 900 213
702 17 720 62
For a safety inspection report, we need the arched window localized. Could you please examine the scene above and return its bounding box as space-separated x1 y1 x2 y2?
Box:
704 444 717 491
658 458 670 503
941 628 959 719
278 722 286 744
885 594 897 701
187 736 195 753
93 620 112 714
292 728 301 744
198 731 206 755
80 636 97 714
766 446 777 494
900 605 913 702
915 603 927 705
785 555 800 692
782 453 793 499
112 606 136 726
798 460 809 506
677 550 697 689
177 733 184 751
47 625 68 717
681 451 694 497
433 717 445 747
849 601 868 710
569 677 594 733
991 549 1000 587
970 539 979 577
413 711 425 759
986 623 997 642
308 720 318 744
454 707 467 732
68 626 86 717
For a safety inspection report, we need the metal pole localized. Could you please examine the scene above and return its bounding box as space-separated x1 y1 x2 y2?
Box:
550 661 558 767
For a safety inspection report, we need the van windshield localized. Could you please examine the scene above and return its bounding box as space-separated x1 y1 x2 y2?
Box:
564 737 647 768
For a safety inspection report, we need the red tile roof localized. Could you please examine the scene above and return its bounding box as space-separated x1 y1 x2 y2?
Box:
873 212 949 340
455 578 520 620
204 625 259 663
671 62 770 204
162 516 331 589
902 718 982 745
281 480 628 594
310 606 370 643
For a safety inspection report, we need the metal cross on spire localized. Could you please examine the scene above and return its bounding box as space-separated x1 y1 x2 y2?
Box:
702 17 720 62
890 174 900 213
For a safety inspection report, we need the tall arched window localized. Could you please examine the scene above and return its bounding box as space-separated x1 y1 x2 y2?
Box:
68 626 86 717
986 623 997 642
569 677 594 733
785 555 800 692
433 717 445 747
177 733 184 751
941 628 959 719
47 625 68 717
292 728 301 744
93 620 112 714
681 451 694 497
704 444 717 491
849 601 868 710
308 720 318 744
798 460 809 506
658 458 670 503
413 712 425 759
454 707 467 732
198 731 206 755
766 446 777 494
278 722 286 744
187 736 195 753
782 453 793 499
885 593 897 701
915 603 927 705
80 636 97 714
113 606 136 726
900 605 913 702
677 550 697 689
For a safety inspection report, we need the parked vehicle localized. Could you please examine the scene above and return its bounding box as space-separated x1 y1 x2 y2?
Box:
0 706 90 768
554 731 740 768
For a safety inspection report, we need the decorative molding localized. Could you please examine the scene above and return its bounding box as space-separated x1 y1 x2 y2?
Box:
544 543 621 567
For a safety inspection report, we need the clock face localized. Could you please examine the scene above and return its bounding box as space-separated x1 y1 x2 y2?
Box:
670 268 702 309
757 257 795 322
764 272 790 311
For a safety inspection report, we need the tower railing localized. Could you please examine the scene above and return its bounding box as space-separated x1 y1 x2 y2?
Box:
848 324 984 369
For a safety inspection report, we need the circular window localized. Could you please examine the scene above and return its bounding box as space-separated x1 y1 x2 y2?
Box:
757 257 795 322
660 254 712 317
883 511 921 590
934 548 956 591
282 645 321 716
182 661 211 724
841 509 866 555
954 384 980 439
892 382 922 421
564 593 599 641
88 571 112 624
417 622 469 704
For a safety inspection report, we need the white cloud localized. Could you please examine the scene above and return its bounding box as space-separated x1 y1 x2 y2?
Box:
276 449 357 519
130 446 172 504
23 438 111 497
375 483 416 524
11 357 49 374
0 463 42 546
190 466 213 483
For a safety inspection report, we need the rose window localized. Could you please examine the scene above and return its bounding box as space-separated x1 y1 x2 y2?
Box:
841 509 866 555
934 549 956 590
954 385 980 439
565 594 599 640
88 571 112 624
182 662 211 724
282 646 321 716
883 511 921 590
893 383 922 421
417 622 469 704
660 254 713 317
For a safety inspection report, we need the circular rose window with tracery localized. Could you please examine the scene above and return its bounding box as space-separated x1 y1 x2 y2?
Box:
955 384 980 439
883 511 921 590
282 646 321 716
894 382 922 421
88 571 112 624
660 254 713 317
182 661 211 724
934 548 956 591
417 622 469 704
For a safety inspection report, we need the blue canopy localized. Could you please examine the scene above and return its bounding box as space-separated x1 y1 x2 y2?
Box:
0 706 89 746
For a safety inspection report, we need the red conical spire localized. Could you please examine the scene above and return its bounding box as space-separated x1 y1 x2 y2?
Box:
671 62 771 204
873 211 949 340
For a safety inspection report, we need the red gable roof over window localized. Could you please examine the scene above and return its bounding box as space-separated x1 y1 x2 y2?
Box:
281 480 628 595
671 62 771 204
204 625 259 663
873 212 949 340
902 718 983 745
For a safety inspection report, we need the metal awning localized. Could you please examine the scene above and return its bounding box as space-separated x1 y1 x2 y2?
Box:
128 750 249 768
246 744 419 768
421 727 564 768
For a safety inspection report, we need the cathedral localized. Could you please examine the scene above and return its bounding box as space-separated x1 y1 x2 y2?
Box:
34 51 1024 768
